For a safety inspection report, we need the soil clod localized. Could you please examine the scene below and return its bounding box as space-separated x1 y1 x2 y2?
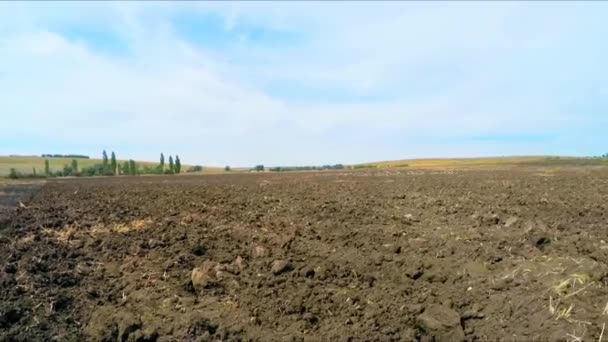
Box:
191 261 218 293
252 245 270 258
416 304 465 342
271 260 291 275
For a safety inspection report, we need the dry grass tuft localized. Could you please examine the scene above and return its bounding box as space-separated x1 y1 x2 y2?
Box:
549 296 574 321
110 219 153 233
553 274 593 297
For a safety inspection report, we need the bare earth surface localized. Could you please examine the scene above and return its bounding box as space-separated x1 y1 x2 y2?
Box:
0 181 44 228
1 170 608 341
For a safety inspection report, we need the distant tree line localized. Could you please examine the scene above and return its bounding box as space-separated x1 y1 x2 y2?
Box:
248 164 348 172
267 164 346 172
186 165 204 173
41 154 90 159
7 150 186 179
184 165 232 173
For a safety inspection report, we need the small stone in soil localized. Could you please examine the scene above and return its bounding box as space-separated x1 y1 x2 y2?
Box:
271 260 291 275
407 304 423 314
372 254 384 266
233 256 246 271
504 216 519 228
252 245 270 258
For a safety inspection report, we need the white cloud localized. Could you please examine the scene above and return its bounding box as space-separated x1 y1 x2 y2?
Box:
1 2 607 165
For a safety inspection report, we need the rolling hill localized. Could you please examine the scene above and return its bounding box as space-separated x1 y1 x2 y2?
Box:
358 156 608 170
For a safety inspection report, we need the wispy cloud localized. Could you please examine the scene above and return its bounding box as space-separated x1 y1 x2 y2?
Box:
1 2 607 165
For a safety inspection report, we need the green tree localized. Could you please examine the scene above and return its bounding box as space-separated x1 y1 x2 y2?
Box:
160 153 165 171
122 161 130 176
44 159 50 175
102 150 108 167
129 160 137 176
63 164 73 176
225 166 231 172
169 155 174 173
175 155 181 174
71 159 78 174
111 151 117 175
255 165 264 172
8 168 18 179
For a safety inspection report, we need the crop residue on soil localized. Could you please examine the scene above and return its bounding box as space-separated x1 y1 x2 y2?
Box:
2 170 608 341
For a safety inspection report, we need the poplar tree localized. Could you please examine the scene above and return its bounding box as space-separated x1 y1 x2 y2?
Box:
169 156 174 173
111 152 117 175
129 160 137 176
175 155 181 174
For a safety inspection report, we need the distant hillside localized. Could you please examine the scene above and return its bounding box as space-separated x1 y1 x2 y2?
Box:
357 156 608 170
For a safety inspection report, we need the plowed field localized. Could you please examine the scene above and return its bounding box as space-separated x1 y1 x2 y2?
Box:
2 169 608 341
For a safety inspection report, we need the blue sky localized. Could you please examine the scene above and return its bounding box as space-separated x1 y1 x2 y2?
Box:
0 2 607 166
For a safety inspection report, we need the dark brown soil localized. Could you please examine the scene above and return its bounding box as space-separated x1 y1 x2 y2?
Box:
0 182 43 229
2 169 608 341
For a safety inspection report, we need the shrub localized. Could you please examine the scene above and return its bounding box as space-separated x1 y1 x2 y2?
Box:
63 164 75 177
7 168 46 179
353 164 374 169
141 165 163 175
8 168 19 179
80 163 114 177
224 166 231 172
71 159 78 173
187 165 203 173
122 161 130 176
